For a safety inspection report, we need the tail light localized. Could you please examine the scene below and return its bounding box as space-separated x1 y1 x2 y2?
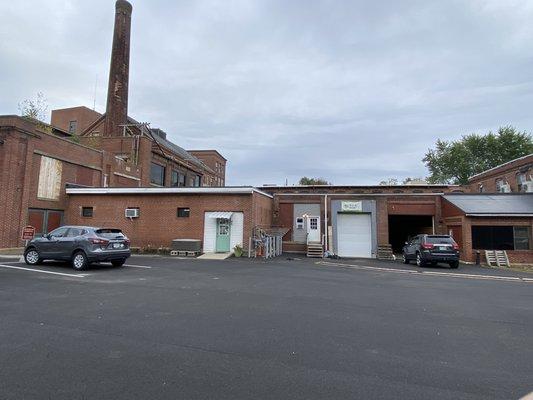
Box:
90 238 109 246
452 243 460 250
420 243 434 250
124 239 131 247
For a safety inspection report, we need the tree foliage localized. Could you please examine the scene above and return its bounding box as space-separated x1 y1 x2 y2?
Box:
18 92 49 122
299 176 331 185
423 126 533 185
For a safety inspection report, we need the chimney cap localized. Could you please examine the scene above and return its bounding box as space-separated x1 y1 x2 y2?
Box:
116 0 132 13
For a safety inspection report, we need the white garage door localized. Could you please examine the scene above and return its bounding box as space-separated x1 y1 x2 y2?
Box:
337 213 372 258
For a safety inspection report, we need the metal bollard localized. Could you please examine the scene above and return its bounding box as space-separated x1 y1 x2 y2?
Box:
475 251 481 266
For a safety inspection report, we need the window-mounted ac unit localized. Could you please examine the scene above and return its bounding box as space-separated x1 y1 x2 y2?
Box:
522 181 533 193
500 183 511 193
125 208 140 218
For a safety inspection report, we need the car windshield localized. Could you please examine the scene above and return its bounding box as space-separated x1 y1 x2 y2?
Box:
96 228 125 239
426 236 454 244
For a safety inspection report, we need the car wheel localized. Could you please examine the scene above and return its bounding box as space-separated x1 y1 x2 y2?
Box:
72 251 89 271
111 259 126 267
402 253 410 264
416 253 425 267
24 248 42 265
449 261 459 269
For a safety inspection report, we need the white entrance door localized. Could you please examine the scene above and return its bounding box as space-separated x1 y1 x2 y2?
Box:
337 213 372 258
307 216 321 242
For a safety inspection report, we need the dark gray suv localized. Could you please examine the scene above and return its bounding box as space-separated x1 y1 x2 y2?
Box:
402 234 460 268
24 226 131 271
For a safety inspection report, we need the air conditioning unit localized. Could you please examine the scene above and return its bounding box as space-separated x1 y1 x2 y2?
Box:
522 181 533 193
499 183 511 193
125 208 140 218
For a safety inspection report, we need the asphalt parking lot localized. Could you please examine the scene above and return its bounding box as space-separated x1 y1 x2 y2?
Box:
0 255 532 400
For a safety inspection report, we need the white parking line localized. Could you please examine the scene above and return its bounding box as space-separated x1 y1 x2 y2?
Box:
124 264 152 269
317 261 532 283
0 264 88 277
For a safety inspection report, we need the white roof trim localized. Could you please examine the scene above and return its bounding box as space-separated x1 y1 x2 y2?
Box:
206 211 234 219
66 186 273 198
468 153 532 180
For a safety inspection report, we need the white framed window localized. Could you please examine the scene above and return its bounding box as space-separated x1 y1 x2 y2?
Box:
296 217 304 230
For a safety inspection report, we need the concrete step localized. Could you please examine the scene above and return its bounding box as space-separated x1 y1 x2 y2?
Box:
197 252 233 260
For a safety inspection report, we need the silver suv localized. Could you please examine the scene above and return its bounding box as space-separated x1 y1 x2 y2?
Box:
24 226 131 271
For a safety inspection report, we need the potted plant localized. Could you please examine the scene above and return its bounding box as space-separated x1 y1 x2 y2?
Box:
233 244 243 258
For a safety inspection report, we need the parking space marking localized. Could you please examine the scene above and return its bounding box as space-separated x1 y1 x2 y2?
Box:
0 264 88 277
125 264 152 269
317 261 532 283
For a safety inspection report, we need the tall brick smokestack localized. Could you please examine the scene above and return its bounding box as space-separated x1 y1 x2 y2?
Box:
105 0 132 136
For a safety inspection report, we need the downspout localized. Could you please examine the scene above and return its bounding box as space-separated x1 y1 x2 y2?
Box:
324 194 328 252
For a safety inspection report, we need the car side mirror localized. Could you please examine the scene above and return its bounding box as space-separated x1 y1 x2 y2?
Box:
44 234 51 240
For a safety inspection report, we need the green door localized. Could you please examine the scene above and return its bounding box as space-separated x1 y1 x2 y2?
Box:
216 218 231 252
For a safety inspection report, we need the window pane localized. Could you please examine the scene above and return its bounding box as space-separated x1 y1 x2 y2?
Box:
150 163 165 185
514 227 530 250
82 207 93 217
66 228 82 237
171 170 179 187
49 227 68 238
177 208 190 218
472 226 514 250
426 236 454 244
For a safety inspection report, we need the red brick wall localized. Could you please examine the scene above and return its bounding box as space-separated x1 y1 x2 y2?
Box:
467 155 533 193
0 129 29 248
459 217 533 264
51 107 102 134
188 150 226 186
0 116 142 248
65 193 266 250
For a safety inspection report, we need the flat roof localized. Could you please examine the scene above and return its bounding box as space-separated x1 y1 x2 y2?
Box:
66 186 273 198
262 184 459 189
443 193 533 216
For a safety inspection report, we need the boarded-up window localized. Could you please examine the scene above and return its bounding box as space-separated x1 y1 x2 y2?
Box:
37 156 62 200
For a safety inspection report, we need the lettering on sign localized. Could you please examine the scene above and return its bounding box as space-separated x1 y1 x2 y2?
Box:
21 226 36 240
341 201 363 212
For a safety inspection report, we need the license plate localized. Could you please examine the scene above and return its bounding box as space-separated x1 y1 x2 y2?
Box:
437 246 446 251
113 243 123 249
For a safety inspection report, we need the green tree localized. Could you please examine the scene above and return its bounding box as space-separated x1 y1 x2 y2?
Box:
423 126 533 184
379 178 398 186
299 177 331 185
18 92 48 122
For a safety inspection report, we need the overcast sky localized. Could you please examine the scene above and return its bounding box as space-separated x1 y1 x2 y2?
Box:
1 1 533 185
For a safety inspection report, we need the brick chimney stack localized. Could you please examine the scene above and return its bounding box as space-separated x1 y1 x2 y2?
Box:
105 0 132 136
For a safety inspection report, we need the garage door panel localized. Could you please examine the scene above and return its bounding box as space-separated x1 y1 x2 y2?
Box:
337 213 372 258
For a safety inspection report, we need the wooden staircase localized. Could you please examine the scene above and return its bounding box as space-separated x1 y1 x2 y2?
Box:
306 241 324 258
485 250 510 267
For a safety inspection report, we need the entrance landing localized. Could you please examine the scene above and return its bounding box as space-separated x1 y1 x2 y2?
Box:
197 252 233 260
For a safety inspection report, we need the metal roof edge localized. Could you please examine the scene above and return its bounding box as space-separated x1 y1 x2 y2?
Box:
468 153 533 181
66 187 260 196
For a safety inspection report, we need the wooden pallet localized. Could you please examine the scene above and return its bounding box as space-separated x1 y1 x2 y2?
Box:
307 242 324 258
485 250 510 267
377 245 395 260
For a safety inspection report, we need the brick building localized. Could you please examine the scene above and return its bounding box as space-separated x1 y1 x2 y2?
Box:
0 115 140 248
0 0 226 249
468 154 533 193
188 150 227 187
65 187 272 252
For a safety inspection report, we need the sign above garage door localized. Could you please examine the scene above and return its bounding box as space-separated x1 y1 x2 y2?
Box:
341 201 362 212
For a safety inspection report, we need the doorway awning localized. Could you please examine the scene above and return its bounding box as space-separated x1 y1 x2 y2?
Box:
207 211 234 219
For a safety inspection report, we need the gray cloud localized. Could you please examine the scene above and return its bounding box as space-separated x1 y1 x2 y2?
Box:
2 0 533 185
